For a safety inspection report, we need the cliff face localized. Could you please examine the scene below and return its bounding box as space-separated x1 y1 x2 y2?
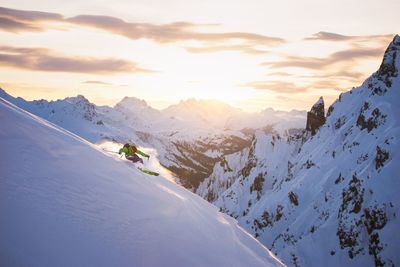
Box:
306 96 325 136
197 35 400 267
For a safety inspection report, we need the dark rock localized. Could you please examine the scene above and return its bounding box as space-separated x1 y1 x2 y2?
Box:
341 174 364 214
306 97 326 135
356 103 387 133
368 232 384 267
275 205 284 221
363 206 388 235
241 140 257 178
335 116 346 129
304 159 315 169
206 190 215 202
326 105 334 117
375 34 400 88
250 173 265 200
375 146 390 170
253 209 274 231
288 191 299 206
285 161 294 181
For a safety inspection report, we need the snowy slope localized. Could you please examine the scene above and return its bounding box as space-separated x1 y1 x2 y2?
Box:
0 98 284 267
0 87 305 191
197 35 400 266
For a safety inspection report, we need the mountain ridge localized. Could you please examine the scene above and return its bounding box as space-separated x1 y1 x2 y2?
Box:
0 97 285 267
0 86 305 189
196 34 400 266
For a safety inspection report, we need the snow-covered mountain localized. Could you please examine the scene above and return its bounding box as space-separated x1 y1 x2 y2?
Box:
163 98 243 129
0 87 305 190
163 98 305 132
0 97 285 267
197 35 400 266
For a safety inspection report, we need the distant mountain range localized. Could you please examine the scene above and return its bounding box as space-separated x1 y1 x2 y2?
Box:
0 87 305 189
0 92 284 267
2 32 398 267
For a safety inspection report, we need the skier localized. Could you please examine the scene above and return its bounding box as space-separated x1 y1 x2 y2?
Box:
119 143 149 164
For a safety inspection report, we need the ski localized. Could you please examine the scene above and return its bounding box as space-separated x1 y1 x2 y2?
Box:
138 167 159 176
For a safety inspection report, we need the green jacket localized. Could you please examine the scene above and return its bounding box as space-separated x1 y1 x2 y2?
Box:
119 146 149 158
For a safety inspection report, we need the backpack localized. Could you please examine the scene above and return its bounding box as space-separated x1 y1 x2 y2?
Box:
124 143 137 154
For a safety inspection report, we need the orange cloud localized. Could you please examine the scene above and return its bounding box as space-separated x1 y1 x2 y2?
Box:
0 17 42 32
0 6 285 54
0 46 154 74
82 80 113 85
262 47 384 69
184 44 268 54
241 81 309 93
304 31 393 43
241 79 345 93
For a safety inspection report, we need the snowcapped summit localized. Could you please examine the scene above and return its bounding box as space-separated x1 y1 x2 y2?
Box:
64 94 91 104
306 96 325 135
371 34 400 90
377 34 399 78
163 98 243 128
114 96 161 124
0 97 284 267
115 96 149 109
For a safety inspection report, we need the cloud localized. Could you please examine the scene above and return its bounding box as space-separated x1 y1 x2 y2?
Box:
0 7 285 54
308 79 340 89
299 70 365 81
0 17 41 32
184 44 268 54
82 80 113 85
262 47 383 69
242 79 344 93
0 46 154 74
241 81 309 93
0 7 62 21
268 72 293 76
304 31 393 42
304 31 352 41
66 14 285 47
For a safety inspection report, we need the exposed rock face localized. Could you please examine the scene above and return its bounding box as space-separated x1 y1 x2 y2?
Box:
376 34 399 87
197 35 400 267
306 96 325 135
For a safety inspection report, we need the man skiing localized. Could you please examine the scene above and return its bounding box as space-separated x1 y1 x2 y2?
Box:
119 143 149 164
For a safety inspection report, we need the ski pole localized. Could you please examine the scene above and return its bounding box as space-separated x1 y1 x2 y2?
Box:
102 149 123 158
102 149 119 154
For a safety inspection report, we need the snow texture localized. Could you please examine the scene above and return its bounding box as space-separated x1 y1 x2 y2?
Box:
197 35 400 267
0 98 284 267
0 85 306 191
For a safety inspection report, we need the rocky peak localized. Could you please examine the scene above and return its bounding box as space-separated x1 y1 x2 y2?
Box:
63 95 96 121
306 96 325 135
375 34 399 87
64 95 90 105
119 96 147 106
115 96 149 111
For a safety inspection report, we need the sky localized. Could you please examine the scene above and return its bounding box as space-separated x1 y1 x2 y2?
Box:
0 0 398 112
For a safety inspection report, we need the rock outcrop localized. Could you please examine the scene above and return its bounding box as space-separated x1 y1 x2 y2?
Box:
306 96 325 135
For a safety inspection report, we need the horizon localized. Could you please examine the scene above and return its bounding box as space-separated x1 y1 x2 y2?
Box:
0 1 399 112
1 86 309 113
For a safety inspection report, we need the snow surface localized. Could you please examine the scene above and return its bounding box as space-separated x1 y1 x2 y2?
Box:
197 35 400 266
0 87 306 191
0 98 284 267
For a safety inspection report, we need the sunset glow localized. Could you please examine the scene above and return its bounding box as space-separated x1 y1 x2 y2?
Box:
0 0 398 111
